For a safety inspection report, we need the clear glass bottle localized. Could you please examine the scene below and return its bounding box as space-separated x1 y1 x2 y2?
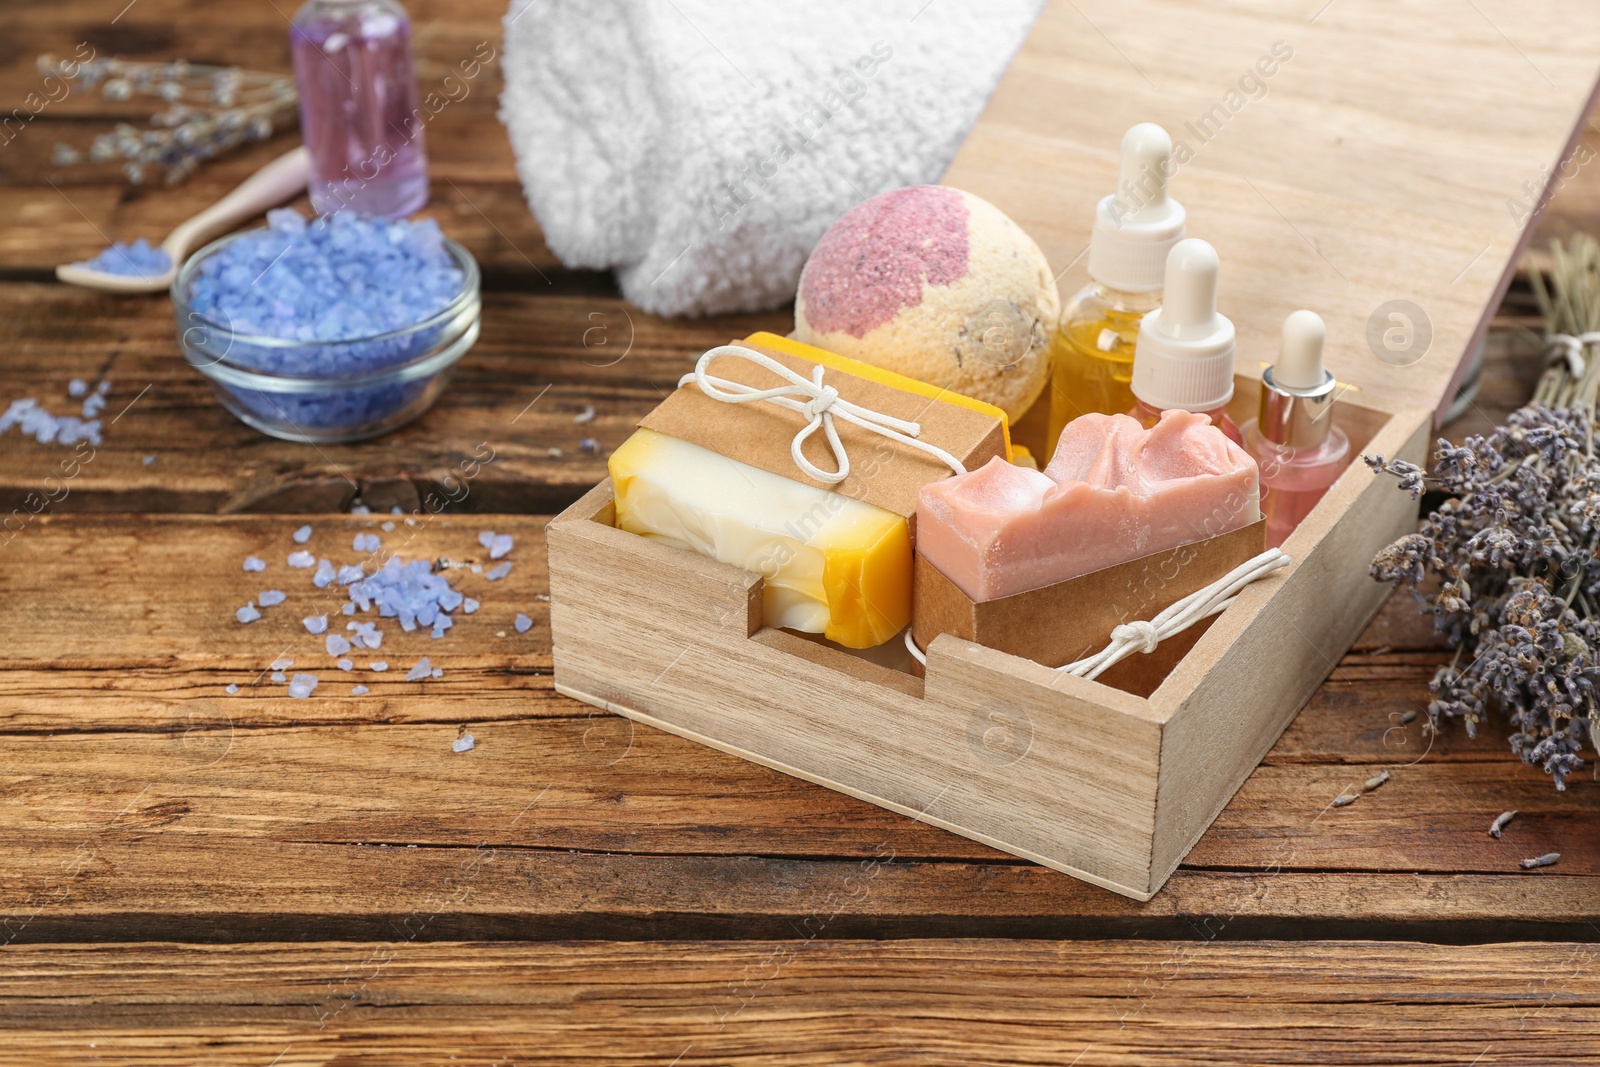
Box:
1048 284 1160 447
1241 311 1351 547
1130 397 1242 446
290 0 429 219
1044 122 1185 462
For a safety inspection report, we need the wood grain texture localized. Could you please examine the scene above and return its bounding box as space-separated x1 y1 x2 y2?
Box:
5 0 1600 1051
5 513 1599 940
944 0 1600 421
2 939 1598 1066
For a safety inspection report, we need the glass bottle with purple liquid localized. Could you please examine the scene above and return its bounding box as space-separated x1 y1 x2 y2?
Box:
291 0 429 219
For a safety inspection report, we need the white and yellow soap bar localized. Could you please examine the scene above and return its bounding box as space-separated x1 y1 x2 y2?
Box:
609 428 911 648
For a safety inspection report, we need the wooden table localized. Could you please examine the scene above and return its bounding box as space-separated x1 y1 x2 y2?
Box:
3 3 1599 1063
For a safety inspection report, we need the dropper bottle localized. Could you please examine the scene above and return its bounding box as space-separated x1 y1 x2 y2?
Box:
1241 310 1351 547
1128 238 1242 445
1045 123 1186 460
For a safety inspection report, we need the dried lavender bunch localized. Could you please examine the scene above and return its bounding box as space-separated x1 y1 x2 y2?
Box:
1367 235 1600 789
38 55 297 185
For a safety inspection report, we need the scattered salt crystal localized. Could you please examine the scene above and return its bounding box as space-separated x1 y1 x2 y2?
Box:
293 524 313 543
337 658 353 671
353 532 380 552
573 405 596 424
225 683 239 695
142 454 156 466
431 667 442 678
236 603 261 623
287 550 316 568
535 593 551 602
271 657 294 670
405 517 418 527
80 393 107 419
381 521 395 532
96 380 111 395
337 564 365 585
258 590 287 607
391 506 404 515
350 504 371 515
477 531 494 549
68 379 88 398
342 602 356 615
288 673 319 698
371 661 388 672
243 556 266 572
579 438 600 454
406 657 432 681
364 629 383 649
75 238 170 277
352 685 369 696
325 634 351 656
547 447 564 458
303 615 328 635
470 564 483 573
486 562 512 581
462 598 479 614
313 559 337 588
489 534 514 560
271 671 286 683
452 733 475 753
515 614 532 633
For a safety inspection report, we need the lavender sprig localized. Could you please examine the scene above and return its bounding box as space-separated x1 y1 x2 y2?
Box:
1367 235 1600 790
39 55 297 185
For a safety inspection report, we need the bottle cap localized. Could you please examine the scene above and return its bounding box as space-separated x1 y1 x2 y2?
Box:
1087 124 1187 293
1258 310 1336 449
1130 239 1236 412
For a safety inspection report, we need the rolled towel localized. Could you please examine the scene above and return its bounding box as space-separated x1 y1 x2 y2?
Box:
499 0 1044 317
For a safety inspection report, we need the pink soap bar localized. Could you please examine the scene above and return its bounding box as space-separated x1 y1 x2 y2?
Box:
916 410 1260 601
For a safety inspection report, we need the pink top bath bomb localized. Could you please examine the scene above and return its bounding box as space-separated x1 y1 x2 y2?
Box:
916 410 1261 602
794 185 1059 424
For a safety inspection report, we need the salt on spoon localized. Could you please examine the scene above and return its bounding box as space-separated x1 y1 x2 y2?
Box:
56 147 309 295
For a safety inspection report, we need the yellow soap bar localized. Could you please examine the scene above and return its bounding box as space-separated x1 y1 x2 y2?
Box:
609 428 911 648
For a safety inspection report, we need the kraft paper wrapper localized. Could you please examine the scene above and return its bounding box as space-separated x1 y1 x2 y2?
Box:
912 520 1267 698
639 333 1010 519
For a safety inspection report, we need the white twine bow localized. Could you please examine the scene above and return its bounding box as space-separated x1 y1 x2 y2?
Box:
903 548 1291 680
677 345 967 485
1546 332 1600 378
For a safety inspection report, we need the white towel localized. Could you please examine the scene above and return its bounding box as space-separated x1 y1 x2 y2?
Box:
499 0 1044 317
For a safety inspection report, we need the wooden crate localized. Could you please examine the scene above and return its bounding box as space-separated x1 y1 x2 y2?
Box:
550 0 1600 898
550 380 1426 900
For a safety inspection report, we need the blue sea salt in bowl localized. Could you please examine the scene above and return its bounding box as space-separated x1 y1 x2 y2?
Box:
173 209 480 443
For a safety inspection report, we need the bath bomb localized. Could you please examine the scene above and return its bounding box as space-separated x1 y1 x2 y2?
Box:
794 186 1059 424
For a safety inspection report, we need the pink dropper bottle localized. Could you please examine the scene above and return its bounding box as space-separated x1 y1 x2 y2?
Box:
1242 310 1351 547
1127 239 1243 445
290 0 429 219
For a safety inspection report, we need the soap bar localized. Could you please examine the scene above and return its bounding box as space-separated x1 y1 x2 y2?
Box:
916 410 1259 601
610 428 911 648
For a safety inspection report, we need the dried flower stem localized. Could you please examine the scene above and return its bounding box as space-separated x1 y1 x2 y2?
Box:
1366 237 1600 790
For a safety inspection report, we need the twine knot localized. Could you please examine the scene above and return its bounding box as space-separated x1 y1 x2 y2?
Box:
678 345 967 485
1110 620 1162 655
801 383 840 421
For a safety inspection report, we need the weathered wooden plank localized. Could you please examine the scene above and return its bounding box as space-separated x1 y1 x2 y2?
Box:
0 515 1591 939
6 827 1600 943
2 940 1598 1066
0 285 788 513
1 718 1582 871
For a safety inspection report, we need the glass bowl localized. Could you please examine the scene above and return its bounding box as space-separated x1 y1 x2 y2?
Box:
172 229 481 443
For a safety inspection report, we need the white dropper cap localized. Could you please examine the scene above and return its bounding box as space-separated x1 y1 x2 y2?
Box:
1130 239 1236 412
1086 123 1187 293
1272 310 1329 391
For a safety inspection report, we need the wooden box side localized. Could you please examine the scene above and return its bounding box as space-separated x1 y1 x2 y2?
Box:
1145 401 1432 887
546 482 1167 899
